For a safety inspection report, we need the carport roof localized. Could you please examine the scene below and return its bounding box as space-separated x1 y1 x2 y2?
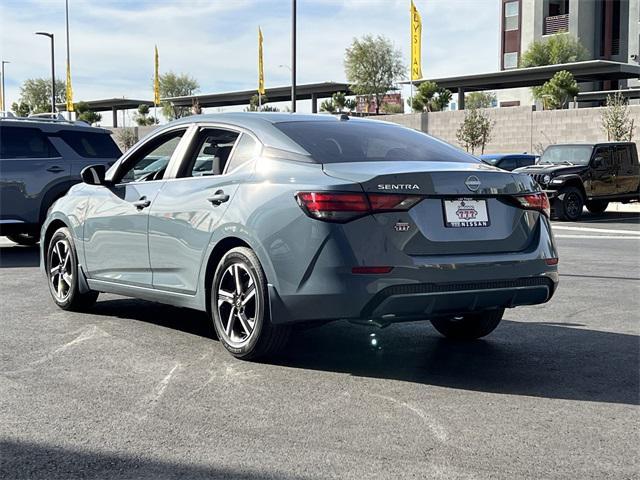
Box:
164 81 352 108
56 98 154 111
400 60 640 92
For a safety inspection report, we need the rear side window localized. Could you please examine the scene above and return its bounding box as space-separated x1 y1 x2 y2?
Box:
274 121 477 164
225 133 259 173
0 126 60 159
58 130 122 158
498 157 516 170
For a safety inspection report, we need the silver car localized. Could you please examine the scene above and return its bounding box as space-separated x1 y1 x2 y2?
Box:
41 113 558 359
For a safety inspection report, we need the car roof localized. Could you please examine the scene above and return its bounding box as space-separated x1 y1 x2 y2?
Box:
0 117 112 134
547 142 635 147
480 153 536 159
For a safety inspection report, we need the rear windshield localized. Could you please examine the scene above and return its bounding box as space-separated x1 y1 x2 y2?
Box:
274 121 477 164
59 130 122 158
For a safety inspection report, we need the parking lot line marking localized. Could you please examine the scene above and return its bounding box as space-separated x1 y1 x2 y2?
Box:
555 234 640 239
552 225 640 235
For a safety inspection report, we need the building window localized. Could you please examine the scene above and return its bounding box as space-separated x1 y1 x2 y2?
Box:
504 1 519 31
503 52 518 69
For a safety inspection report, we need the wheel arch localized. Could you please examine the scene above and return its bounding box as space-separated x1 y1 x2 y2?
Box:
556 176 586 198
203 237 252 316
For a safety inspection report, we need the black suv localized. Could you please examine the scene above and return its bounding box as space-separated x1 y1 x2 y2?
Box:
0 114 122 244
515 142 640 221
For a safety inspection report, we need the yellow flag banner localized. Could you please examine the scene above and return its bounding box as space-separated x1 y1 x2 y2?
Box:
66 60 74 112
410 0 423 81
154 45 160 106
258 28 265 95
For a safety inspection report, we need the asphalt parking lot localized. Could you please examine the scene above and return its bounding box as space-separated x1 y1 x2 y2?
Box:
1 211 639 480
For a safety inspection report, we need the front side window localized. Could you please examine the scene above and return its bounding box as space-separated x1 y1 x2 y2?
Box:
499 157 516 170
117 129 186 183
0 126 60 159
59 130 122 158
274 121 477 164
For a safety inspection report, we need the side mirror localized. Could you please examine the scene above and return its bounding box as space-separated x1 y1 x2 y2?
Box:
81 164 107 185
592 156 604 169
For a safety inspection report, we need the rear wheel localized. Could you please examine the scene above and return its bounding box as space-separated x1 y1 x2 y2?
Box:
211 247 289 360
431 309 504 340
556 187 584 221
586 200 609 214
46 227 99 310
7 233 39 246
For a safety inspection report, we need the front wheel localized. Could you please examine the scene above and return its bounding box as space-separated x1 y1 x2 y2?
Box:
586 200 609 214
211 247 289 360
556 187 584 221
46 227 99 310
431 309 504 340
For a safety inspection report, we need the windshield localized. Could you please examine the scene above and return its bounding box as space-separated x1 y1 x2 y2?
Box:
540 145 593 165
274 121 478 164
482 157 500 165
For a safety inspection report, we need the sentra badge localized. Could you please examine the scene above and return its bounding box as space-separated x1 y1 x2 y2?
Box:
378 184 420 190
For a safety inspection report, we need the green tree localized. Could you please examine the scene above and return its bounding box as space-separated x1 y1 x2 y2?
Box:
533 70 579 110
320 99 336 113
11 78 66 115
134 104 157 126
381 102 403 114
601 92 635 141
456 107 494 155
344 35 405 114
74 101 102 125
465 91 496 109
521 33 589 68
158 72 199 120
246 94 279 112
408 81 452 112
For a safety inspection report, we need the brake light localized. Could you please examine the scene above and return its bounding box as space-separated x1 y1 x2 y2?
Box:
516 193 550 217
295 192 421 222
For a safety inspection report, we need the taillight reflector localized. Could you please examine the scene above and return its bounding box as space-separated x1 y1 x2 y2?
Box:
352 266 394 274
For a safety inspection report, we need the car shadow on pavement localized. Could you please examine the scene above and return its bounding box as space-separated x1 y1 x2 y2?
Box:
0 244 40 268
91 298 216 339
1 439 302 480
271 317 640 406
92 297 639 407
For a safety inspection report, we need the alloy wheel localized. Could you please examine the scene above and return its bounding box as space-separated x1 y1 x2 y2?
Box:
565 192 581 218
216 262 259 347
49 239 73 301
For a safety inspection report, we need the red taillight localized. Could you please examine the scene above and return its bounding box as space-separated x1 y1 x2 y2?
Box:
296 192 421 222
516 192 550 217
352 266 394 274
545 258 559 266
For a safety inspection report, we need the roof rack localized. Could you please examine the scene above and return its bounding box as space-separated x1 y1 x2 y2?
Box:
0 111 16 118
0 113 92 127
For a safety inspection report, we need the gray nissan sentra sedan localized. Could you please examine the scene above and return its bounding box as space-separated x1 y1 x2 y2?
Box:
41 113 558 359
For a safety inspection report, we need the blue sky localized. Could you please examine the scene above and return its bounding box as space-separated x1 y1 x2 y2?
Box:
0 0 500 124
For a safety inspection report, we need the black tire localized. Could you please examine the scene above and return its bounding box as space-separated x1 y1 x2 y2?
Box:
211 247 289 360
7 233 39 246
556 186 584 221
46 227 99 311
586 200 609 214
431 308 504 340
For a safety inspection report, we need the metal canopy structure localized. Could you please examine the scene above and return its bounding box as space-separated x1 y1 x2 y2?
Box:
401 61 640 109
164 81 352 113
577 88 640 103
56 98 154 127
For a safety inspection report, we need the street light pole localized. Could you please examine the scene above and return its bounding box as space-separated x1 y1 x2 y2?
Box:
1 61 9 111
291 0 297 112
35 32 55 113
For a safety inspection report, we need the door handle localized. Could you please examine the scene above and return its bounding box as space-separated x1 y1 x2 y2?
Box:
133 197 151 210
46 166 65 173
207 190 230 206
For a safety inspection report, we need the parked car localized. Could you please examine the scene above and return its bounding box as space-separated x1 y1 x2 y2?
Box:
480 153 538 171
41 113 558 359
515 142 640 221
0 114 121 245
